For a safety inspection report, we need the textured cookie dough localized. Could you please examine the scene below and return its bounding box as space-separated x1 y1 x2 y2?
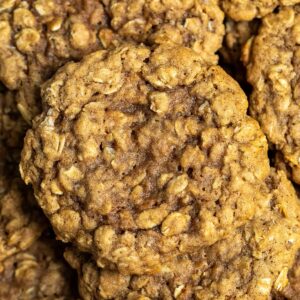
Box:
64 170 300 299
0 236 76 300
243 6 300 184
0 0 225 124
0 0 110 122
103 0 225 64
21 43 298 280
0 178 46 272
221 0 300 21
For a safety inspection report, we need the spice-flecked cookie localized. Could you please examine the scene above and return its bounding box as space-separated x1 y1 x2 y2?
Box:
243 6 300 184
221 0 300 21
20 43 300 286
0 0 224 124
64 170 300 299
0 236 76 300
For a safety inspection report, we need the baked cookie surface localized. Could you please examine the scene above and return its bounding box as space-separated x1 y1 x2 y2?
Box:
0 0 110 122
103 0 225 64
19 44 300 297
0 0 225 123
64 170 300 299
244 6 300 184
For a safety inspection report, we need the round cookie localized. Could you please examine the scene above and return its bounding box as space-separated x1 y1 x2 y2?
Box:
221 0 300 21
64 170 300 299
0 236 76 300
102 0 225 64
0 0 224 123
243 6 300 184
21 44 290 275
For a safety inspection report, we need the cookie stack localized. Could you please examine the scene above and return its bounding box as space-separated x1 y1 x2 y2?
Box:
1 0 300 299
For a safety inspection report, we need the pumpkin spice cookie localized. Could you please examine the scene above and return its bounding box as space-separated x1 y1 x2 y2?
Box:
0 236 76 300
19 44 300 293
64 170 300 299
243 6 300 184
221 0 300 21
0 0 225 124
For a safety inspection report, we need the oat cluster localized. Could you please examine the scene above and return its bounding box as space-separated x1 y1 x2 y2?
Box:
243 6 300 184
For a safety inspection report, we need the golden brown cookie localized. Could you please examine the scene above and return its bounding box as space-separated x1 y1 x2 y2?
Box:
64 170 300 299
243 6 300 184
221 0 300 21
19 44 300 295
0 0 225 124
103 0 225 64
0 236 76 300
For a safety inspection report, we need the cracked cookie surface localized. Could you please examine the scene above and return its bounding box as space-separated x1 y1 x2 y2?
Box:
243 6 300 184
64 170 300 299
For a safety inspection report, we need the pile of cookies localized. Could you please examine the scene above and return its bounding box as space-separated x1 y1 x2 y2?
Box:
2 0 300 299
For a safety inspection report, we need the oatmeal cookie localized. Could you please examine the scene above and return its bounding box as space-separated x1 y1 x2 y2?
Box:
64 170 300 299
0 0 225 124
102 0 225 64
243 6 300 184
0 178 46 273
0 236 76 300
221 0 300 21
20 44 293 275
0 0 110 123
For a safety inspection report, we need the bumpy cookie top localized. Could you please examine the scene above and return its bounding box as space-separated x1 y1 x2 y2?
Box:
103 0 224 63
221 0 300 21
0 237 76 300
64 170 300 299
243 6 300 184
0 0 109 122
0 178 46 272
0 0 224 123
21 43 274 277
